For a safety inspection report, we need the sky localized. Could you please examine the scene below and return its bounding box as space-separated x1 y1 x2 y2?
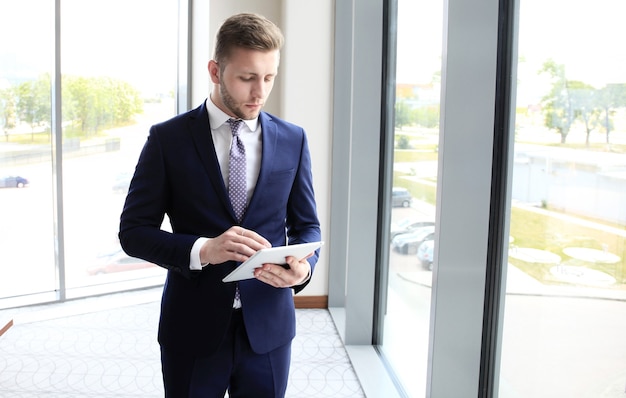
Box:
394 0 626 102
395 0 444 85
0 0 178 95
2 0 625 101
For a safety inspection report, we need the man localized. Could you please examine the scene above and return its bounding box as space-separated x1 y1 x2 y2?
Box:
119 13 321 397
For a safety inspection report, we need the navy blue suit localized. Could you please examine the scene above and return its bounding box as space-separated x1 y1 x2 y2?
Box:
119 101 321 395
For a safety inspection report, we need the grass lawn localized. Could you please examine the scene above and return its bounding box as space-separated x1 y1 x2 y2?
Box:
392 146 626 287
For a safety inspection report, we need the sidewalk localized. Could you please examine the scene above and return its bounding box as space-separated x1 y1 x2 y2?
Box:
399 263 626 301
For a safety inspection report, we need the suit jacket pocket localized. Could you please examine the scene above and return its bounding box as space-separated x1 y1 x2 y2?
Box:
253 168 296 215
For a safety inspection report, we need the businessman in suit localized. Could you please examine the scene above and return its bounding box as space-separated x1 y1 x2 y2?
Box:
118 13 321 398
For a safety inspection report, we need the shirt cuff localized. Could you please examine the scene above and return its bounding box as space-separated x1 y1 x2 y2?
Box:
190 237 209 270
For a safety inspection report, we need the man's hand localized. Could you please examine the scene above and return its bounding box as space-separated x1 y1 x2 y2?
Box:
199 226 271 265
254 253 313 288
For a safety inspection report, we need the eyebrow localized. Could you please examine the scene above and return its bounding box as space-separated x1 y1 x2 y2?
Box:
240 71 277 78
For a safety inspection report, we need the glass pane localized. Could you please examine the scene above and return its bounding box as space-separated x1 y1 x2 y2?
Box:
500 0 626 396
61 0 177 293
0 1 57 299
382 0 443 395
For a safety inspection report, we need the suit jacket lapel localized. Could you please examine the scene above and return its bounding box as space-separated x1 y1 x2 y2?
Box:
247 112 277 215
189 102 233 217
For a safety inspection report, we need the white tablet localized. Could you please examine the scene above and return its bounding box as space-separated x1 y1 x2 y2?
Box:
222 241 324 283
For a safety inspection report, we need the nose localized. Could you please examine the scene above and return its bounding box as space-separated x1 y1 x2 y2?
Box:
251 81 265 99
251 79 272 100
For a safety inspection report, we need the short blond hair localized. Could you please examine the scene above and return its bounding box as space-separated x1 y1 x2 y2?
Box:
213 13 284 66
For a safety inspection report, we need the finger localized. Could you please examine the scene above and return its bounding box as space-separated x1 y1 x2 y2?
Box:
245 230 271 248
230 227 271 249
284 255 310 270
283 257 310 283
227 242 258 261
254 267 287 288
260 263 303 286
264 264 287 280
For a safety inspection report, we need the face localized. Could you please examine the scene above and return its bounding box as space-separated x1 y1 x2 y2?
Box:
209 47 279 120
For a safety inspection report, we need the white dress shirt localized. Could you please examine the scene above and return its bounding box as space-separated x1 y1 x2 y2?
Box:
189 97 263 270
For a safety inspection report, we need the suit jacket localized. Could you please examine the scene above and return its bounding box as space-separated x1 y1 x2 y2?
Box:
119 101 321 356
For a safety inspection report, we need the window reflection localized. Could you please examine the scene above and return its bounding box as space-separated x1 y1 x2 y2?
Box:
500 0 626 396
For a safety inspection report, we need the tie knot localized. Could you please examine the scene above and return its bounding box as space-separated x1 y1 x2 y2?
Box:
227 119 243 137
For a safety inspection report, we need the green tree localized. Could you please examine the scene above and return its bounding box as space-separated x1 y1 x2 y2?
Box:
111 79 143 123
597 83 626 144
394 99 412 130
539 60 576 143
413 106 439 129
396 134 410 149
2 74 142 141
568 81 601 147
0 86 17 139
16 75 51 138
63 75 143 136
63 76 95 134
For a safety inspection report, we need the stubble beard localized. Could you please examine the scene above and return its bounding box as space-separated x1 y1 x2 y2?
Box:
219 81 261 121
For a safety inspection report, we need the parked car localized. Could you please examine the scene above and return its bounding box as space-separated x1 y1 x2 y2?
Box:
390 217 435 240
0 176 29 188
87 249 156 275
391 225 435 255
417 239 435 270
392 187 412 208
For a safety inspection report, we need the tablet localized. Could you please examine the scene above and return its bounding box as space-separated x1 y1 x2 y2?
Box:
222 241 324 283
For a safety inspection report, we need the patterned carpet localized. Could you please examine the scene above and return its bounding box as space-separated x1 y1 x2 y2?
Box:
0 289 363 397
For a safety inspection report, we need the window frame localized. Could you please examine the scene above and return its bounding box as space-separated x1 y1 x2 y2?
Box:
328 0 515 396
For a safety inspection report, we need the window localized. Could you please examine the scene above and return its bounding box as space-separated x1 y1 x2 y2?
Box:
0 0 56 300
61 0 177 295
499 0 626 395
381 0 443 395
0 0 180 305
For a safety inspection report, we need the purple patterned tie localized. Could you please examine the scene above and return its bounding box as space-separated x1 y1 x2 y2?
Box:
227 119 247 222
227 119 245 308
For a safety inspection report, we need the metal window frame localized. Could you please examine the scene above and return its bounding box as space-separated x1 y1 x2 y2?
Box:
328 0 516 396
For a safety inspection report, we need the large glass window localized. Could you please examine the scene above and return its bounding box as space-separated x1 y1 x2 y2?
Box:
382 0 443 395
0 1 56 299
499 0 626 396
61 0 176 295
0 0 179 305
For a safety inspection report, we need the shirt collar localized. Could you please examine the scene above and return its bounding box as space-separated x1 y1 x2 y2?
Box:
206 97 259 132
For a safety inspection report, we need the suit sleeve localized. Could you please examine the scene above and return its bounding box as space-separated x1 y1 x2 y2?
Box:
286 130 322 293
118 124 200 279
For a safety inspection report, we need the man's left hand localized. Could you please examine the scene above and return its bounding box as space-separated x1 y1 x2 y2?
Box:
254 253 312 288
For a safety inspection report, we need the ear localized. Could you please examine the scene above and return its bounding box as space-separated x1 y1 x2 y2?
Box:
208 60 220 84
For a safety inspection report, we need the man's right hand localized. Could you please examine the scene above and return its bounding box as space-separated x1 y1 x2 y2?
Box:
199 226 271 266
